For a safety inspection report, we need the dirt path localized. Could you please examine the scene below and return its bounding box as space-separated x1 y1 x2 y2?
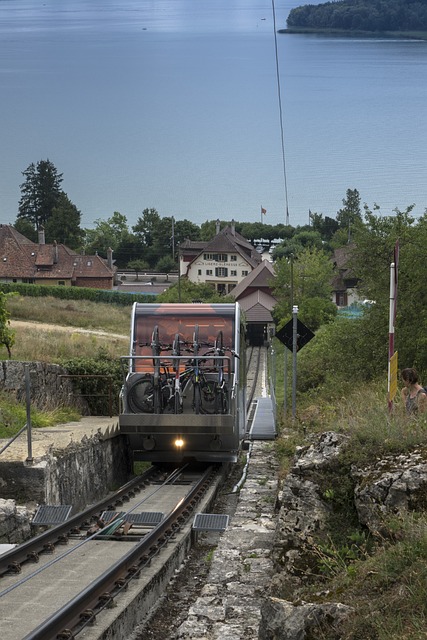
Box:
10 319 128 341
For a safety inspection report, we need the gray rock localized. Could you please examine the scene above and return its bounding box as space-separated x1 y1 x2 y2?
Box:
352 450 427 532
259 596 354 640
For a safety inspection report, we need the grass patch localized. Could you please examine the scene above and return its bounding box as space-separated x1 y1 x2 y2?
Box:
0 390 80 438
2 295 130 362
7 294 131 335
274 379 427 640
324 515 427 639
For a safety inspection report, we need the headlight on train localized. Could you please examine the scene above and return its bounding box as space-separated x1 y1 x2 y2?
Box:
174 437 185 449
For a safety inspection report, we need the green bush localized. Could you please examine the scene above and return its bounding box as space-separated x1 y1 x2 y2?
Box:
61 348 125 415
0 282 154 307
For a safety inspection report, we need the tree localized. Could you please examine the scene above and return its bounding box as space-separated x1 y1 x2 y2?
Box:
155 256 176 272
273 247 336 330
132 208 162 248
127 259 149 281
336 188 363 241
45 192 84 249
0 292 16 358
13 218 38 242
157 279 233 303
309 211 339 241
18 159 63 229
84 212 131 257
174 219 201 245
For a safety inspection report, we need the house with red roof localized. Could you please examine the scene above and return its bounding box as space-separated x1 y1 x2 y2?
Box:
0 225 115 289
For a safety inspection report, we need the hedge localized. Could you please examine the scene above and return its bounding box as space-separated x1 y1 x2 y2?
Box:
0 282 155 307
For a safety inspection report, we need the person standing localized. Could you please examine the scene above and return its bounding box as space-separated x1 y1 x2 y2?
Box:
401 368 427 415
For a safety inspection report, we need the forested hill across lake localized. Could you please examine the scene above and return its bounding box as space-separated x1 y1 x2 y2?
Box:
282 0 427 36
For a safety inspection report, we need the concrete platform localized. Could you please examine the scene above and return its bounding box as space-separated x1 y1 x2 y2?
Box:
249 396 276 440
0 416 120 463
0 417 131 511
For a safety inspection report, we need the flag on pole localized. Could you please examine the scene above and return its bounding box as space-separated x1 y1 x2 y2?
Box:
261 206 266 215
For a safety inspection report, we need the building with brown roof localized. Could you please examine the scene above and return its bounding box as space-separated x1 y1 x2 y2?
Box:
230 259 277 345
179 220 262 295
331 244 359 307
0 225 115 289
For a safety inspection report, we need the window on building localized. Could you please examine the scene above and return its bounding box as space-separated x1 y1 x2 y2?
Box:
242 270 248 276
230 255 237 261
336 292 348 306
58 280 66 286
206 269 213 275
215 267 228 277
198 269 202 275
203 253 227 262
230 270 237 276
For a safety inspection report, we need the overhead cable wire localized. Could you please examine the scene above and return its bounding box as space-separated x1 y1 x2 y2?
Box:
271 0 290 225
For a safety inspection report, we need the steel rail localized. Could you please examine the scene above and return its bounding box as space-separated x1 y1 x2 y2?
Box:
246 346 262 411
0 465 166 578
23 464 217 640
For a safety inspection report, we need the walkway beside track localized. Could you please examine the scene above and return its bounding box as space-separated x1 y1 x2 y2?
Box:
249 396 276 440
0 417 120 463
170 438 278 640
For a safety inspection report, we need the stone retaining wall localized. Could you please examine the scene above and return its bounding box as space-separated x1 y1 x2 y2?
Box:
0 360 88 413
0 433 131 510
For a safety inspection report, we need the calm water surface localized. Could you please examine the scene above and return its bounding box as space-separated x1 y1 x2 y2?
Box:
1 0 426 230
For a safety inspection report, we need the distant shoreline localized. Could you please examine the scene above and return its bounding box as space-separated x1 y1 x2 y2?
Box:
279 27 427 41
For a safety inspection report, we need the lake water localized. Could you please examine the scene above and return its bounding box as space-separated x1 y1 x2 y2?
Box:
1 0 427 230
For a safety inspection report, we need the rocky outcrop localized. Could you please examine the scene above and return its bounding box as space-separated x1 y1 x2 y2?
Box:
0 498 33 544
271 432 349 594
352 448 427 534
260 431 427 639
259 597 353 640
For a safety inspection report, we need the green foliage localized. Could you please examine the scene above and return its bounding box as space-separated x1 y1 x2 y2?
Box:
46 192 84 249
336 187 362 230
0 281 154 307
0 291 16 358
127 259 150 280
61 348 124 415
17 159 63 231
84 211 132 257
287 0 427 32
273 247 335 330
0 390 80 438
13 218 38 242
309 211 339 240
352 206 427 373
296 310 387 392
155 255 177 272
156 278 233 303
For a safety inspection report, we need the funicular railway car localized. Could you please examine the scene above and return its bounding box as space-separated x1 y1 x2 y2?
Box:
119 303 246 463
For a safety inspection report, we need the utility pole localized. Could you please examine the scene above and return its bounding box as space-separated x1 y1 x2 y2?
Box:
171 216 175 261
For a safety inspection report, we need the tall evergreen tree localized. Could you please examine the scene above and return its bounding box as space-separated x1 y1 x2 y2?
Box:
45 192 84 249
17 159 63 229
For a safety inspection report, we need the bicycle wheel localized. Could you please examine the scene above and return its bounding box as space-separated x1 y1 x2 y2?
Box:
127 375 155 413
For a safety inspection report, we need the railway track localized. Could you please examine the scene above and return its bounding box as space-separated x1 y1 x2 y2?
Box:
0 345 269 640
0 465 222 640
